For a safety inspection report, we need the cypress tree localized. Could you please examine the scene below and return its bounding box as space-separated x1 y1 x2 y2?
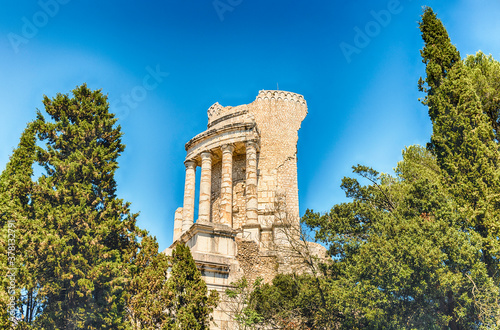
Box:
465 52 500 142
418 7 461 122
34 84 142 329
166 243 218 330
126 235 172 329
0 84 143 328
0 124 42 327
419 8 500 283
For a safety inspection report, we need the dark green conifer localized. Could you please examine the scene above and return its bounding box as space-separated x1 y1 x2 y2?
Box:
166 243 218 330
419 8 500 283
1 84 222 329
303 146 499 328
1 84 142 329
0 124 41 327
418 7 461 121
126 235 172 329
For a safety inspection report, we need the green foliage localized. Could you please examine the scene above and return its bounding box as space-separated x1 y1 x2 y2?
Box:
127 235 172 329
0 84 143 329
165 243 218 330
127 240 219 330
419 8 500 283
465 52 500 142
418 6 461 118
249 273 343 330
298 8 500 328
0 124 38 327
225 277 264 329
1 84 220 329
32 84 141 329
304 146 500 328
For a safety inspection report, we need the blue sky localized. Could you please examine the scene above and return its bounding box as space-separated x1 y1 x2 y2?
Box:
1 0 500 251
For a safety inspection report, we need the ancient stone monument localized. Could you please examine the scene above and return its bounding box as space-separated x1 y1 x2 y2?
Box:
167 90 326 328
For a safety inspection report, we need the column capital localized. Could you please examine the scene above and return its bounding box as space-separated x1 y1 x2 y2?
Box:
184 159 197 168
245 140 259 150
221 144 235 154
200 151 213 161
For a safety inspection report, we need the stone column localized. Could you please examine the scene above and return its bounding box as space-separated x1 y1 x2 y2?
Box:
182 160 196 233
198 151 212 223
173 207 184 241
245 141 258 224
243 141 261 241
220 144 234 227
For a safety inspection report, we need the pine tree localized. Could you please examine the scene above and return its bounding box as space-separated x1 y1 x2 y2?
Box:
165 243 218 330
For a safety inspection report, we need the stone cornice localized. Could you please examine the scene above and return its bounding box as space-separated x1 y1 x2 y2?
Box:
169 222 238 250
185 121 257 152
181 222 237 243
207 109 249 129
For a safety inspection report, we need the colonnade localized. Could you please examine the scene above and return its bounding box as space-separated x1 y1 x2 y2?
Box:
181 141 259 234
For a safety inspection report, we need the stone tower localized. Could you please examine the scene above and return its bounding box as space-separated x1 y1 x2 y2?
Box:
167 90 324 329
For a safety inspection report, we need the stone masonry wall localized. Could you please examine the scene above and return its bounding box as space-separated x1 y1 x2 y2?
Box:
231 154 246 230
210 160 222 224
276 157 300 216
235 238 279 284
247 91 307 224
210 155 247 229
